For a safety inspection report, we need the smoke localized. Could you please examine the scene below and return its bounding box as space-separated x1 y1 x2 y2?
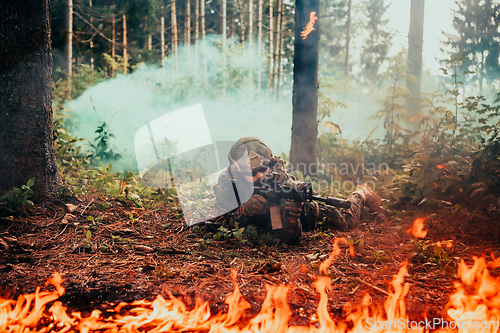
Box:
65 35 294 172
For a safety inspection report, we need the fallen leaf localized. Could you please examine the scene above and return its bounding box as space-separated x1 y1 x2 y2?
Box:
134 245 154 252
65 203 79 212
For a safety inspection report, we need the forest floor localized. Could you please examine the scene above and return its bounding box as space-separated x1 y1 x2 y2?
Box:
0 194 500 324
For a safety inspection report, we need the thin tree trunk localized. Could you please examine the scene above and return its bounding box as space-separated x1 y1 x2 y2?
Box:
257 0 263 91
223 0 227 93
89 0 94 71
238 0 245 42
344 0 351 77
148 33 152 51
276 0 285 99
249 0 253 45
231 11 235 38
161 17 165 63
201 0 207 87
111 11 116 77
290 0 320 175
201 0 205 39
273 0 283 96
66 0 73 97
186 0 191 47
195 0 199 50
269 0 274 78
407 0 425 125
171 0 179 73
249 0 254 88
123 14 128 74
0 0 63 199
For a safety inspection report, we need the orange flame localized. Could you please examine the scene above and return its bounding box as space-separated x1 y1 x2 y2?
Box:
407 217 428 238
437 164 446 169
446 241 453 249
300 12 318 39
4 249 500 332
319 237 347 275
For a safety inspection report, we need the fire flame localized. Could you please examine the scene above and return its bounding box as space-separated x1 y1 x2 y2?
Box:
300 12 318 39
3 245 500 332
407 217 428 238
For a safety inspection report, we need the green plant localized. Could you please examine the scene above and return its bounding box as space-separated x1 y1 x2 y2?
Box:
0 178 35 215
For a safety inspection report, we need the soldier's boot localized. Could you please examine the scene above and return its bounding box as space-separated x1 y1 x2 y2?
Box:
351 184 388 217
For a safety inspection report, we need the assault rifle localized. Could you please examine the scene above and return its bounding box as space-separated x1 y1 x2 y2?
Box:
253 171 351 230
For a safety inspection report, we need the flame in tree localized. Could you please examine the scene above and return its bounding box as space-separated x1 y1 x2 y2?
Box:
300 12 318 39
2 238 500 332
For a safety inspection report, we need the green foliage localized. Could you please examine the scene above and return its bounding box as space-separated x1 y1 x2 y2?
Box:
0 178 35 216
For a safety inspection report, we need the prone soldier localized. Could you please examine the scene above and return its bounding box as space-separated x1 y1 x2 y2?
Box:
212 137 382 245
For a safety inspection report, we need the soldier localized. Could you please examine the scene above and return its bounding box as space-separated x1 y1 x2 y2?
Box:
212 137 382 245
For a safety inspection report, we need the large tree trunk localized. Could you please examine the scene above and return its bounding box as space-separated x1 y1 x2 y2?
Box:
0 0 63 200
290 0 320 175
344 0 351 78
407 0 425 125
66 0 73 97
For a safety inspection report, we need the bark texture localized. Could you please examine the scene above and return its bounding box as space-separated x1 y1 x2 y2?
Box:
290 0 320 175
407 0 425 122
0 0 63 200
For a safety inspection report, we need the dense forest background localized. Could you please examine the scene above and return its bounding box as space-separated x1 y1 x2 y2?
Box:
43 0 500 213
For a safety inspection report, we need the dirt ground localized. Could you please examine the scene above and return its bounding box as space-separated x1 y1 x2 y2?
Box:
1 194 499 324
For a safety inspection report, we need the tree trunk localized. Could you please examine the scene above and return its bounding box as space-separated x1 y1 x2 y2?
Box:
111 11 116 77
290 0 320 175
185 0 191 49
201 0 205 40
276 0 285 99
123 14 128 74
238 0 245 42
407 0 425 123
171 0 179 73
249 0 253 45
273 0 283 96
257 0 263 91
195 0 199 55
269 0 274 77
344 0 351 78
201 0 207 86
89 0 94 71
148 33 152 51
66 0 73 97
223 0 227 93
161 17 165 63
0 0 63 200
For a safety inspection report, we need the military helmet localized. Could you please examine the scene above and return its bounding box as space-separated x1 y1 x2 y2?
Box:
228 137 273 170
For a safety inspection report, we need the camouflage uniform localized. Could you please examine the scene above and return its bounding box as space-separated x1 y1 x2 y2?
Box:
212 164 365 237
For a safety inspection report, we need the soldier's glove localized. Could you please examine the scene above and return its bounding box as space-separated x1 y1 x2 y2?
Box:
238 194 269 217
284 200 303 223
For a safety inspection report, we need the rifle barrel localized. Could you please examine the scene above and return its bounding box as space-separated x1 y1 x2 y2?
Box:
311 196 351 209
